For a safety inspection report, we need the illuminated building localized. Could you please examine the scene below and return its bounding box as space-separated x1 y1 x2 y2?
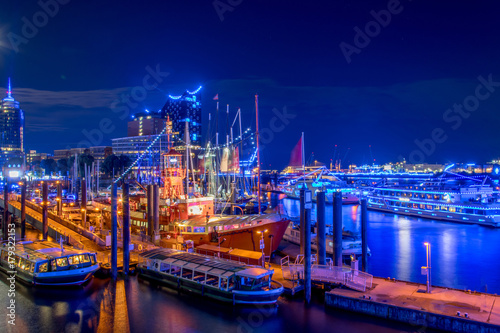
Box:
0 78 24 168
26 150 51 164
161 86 202 146
128 111 166 137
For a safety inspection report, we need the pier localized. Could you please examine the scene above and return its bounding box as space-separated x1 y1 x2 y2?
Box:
326 277 500 332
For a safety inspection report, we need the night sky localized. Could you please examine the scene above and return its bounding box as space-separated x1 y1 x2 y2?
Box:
1 0 500 169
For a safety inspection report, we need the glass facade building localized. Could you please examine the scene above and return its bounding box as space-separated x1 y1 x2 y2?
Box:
0 79 24 168
161 86 202 146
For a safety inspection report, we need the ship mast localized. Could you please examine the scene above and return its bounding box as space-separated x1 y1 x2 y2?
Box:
255 95 261 215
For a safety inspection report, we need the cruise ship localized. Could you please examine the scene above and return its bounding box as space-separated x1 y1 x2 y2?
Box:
367 183 500 227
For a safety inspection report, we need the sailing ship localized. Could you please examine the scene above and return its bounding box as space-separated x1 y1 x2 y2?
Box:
0 240 99 286
138 248 283 304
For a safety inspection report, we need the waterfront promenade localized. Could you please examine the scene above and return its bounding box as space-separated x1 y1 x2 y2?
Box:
326 277 500 332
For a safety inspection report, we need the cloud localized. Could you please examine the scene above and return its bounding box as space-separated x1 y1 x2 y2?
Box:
10 87 129 109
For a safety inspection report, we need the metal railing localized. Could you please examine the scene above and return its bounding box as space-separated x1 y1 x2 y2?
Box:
280 255 373 292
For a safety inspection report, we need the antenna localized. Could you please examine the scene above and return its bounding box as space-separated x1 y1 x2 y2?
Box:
7 77 12 98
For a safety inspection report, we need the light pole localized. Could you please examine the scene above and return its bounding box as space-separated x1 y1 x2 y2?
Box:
257 229 268 267
424 242 432 293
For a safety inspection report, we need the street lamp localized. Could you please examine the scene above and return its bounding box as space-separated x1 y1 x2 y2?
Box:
422 242 432 293
257 229 268 267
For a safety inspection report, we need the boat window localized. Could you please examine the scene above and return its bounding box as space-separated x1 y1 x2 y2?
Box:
170 265 182 275
90 254 96 265
160 262 170 272
19 258 27 270
1 250 7 261
193 227 206 233
30 263 35 273
449 207 456 213
37 262 48 273
186 227 192 233
205 274 219 286
68 255 80 265
25 261 32 272
441 206 448 211
79 254 90 263
56 257 69 267
182 268 194 279
240 276 254 287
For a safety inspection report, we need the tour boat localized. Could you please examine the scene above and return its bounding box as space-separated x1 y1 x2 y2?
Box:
138 248 284 304
367 184 500 227
0 240 100 286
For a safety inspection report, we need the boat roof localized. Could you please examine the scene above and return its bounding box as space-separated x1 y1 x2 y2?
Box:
2 241 94 263
235 267 273 279
176 213 282 227
140 248 271 278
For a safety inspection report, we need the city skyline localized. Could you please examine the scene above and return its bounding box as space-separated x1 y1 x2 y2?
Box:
1 1 500 168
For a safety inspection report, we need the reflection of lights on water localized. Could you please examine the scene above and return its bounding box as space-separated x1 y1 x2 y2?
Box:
350 205 358 221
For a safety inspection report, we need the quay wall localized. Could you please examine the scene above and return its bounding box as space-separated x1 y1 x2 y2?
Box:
325 293 500 333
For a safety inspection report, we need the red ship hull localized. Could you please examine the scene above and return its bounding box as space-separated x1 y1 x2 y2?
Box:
165 218 290 253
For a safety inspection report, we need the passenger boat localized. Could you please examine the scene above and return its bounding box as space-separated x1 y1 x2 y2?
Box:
367 184 500 227
138 248 284 305
283 223 371 258
0 240 100 286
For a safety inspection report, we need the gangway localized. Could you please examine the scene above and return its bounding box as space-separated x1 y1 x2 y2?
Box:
280 255 373 292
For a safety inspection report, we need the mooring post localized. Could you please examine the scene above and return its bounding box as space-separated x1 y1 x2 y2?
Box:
299 189 305 254
21 182 26 239
42 181 48 239
153 184 159 244
81 178 87 228
333 191 343 267
3 182 9 240
147 184 153 236
361 198 368 272
123 183 130 275
57 181 62 216
304 194 312 305
111 183 118 279
230 182 236 215
317 191 326 265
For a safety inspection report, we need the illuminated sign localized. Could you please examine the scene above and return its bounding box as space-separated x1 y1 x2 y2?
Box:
8 171 19 178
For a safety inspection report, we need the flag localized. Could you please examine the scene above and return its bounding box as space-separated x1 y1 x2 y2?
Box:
289 135 304 167
231 146 240 172
213 94 219 100
220 148 229 172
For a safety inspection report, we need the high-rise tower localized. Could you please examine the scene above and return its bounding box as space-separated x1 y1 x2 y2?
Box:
0 78 24 167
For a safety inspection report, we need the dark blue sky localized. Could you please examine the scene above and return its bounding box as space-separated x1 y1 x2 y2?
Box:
1 0 500 169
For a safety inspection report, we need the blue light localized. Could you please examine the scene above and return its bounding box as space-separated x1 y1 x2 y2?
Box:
187 86 202 94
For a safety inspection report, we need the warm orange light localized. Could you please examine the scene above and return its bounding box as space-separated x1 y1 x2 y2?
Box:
424 242 429 246
81 209 86 212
